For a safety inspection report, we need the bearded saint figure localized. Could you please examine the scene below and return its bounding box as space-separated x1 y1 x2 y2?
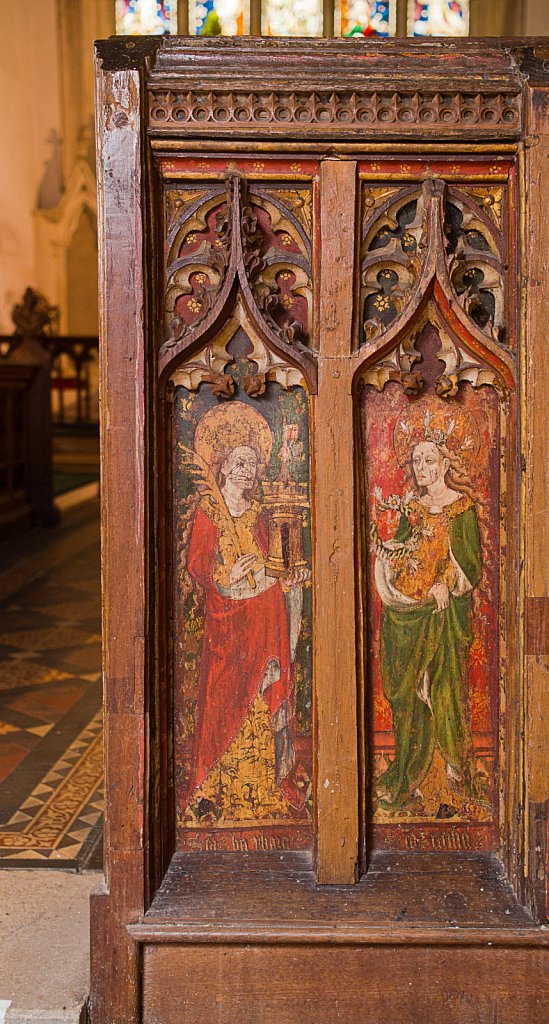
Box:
182 401 308 824
373 402 483 812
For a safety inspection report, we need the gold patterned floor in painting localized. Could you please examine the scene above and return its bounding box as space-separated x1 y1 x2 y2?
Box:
0 500 103 867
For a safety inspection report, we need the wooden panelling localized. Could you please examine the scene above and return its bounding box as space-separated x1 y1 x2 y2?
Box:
142 943 548 1024
130 850 536 937
92 37 549 1024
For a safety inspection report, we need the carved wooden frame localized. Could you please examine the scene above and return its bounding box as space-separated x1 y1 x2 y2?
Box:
354 171 517 867
92 37 549 1024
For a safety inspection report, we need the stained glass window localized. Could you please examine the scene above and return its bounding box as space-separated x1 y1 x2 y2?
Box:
115 0 470 38
116 0 178 34
263 0 322 35
342 1 393 37
410 0 468 36
191 0 246 34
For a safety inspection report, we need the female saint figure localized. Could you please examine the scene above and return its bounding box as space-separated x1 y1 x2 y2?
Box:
373 403 483 812
182 401 308 824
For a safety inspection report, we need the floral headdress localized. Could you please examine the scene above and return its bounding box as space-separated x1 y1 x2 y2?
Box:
392 399 480 469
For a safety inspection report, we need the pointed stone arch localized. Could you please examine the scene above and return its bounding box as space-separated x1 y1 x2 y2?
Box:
34 157 98 333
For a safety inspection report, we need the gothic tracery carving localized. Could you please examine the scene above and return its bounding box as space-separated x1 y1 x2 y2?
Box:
362 302 508 400
360 179 506 348
162 175 315 389
169 299 307 397
165 184 232 343
240 183 311 354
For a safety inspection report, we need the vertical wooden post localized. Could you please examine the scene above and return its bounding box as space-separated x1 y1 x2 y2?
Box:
177 0 189 34
90 38 159 1024
396 0 408 37
524 84 549 922
315 159 359 885
323 0 335 37
250 0 262 36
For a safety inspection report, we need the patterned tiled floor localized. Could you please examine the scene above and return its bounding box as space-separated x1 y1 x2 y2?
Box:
0 500 103 867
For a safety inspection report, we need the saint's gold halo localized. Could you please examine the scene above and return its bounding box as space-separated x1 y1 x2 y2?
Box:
393 397 480 469
193 401 273 468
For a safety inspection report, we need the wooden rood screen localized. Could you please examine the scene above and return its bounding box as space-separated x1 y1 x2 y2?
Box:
92 37 549 1024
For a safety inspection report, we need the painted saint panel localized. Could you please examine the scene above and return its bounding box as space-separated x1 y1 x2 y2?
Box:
173 345 313 853
361 327 500 852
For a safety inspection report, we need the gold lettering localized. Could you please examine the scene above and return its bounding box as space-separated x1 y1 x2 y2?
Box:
404 830 474 851
231 836 250 851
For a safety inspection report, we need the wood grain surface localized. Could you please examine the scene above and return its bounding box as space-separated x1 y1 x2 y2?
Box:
92 37 549 1024
314 159 359 884
90 53 150 1024
142 943 548 1024
523 84 549 922
130 850 537 937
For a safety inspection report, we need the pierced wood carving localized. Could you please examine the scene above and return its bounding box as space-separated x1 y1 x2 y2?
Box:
169 299 307 397
166 183 232 343
150 89 521 135
363 308 507 399
240 182 312 353
162 176 315 390
360 179 506 348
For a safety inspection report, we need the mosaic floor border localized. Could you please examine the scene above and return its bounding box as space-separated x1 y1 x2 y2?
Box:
0 500 103 868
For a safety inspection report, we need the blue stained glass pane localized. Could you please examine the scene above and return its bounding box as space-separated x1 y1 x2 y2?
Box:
116 0 177 35
190 0 246 35
343 1 392 38
195 0 215 33
369 1 390 36
412 0 468 37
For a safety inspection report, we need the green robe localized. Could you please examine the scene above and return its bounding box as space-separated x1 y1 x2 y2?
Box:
377 505 482 809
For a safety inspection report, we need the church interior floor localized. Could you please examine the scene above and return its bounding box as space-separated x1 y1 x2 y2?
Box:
0 498 103 868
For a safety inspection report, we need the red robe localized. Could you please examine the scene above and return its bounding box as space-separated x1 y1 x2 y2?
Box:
186 504 292 796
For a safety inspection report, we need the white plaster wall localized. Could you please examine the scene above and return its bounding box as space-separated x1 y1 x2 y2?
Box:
0 0 62 332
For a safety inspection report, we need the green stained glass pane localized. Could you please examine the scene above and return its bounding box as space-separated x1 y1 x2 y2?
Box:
191 0 247 35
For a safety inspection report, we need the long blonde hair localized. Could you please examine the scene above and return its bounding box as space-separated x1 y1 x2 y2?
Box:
404 441 493 600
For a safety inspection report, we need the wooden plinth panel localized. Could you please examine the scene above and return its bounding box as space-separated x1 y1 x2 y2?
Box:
142 943 548 1024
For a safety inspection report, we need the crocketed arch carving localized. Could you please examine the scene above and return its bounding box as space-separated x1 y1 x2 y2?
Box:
360 178 506 351
160 176 315 392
